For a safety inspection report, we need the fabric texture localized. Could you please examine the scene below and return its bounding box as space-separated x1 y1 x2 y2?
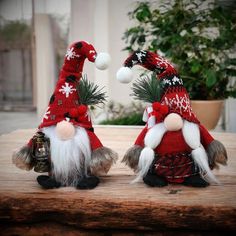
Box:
154 153 198 183
123 50 199 123
38 41 104 151
39 41 97 129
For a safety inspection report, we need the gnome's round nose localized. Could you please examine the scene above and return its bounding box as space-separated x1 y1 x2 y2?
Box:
164 113 183 131
56 120 75 140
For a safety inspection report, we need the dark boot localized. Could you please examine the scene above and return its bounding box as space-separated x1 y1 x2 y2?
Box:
143 172 168 187
183 175 209 187
37 175 61 189
76 176 100 189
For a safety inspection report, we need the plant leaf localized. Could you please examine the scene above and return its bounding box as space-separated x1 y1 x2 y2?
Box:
205 69 217 87
191 61 201 73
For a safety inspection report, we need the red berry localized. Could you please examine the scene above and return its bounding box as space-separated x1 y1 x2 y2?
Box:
69 108 79 118
77 105 87 115
152 102 161 111
160 104 169 115
152 110 158 117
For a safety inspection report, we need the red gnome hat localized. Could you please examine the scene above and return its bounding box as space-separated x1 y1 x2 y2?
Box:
116 50 199 124
39 41 110 129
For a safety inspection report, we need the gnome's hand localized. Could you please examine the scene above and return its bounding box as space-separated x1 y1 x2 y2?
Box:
90 147 118 176
207 140 228 169
12 144 34 171
122 145 143 171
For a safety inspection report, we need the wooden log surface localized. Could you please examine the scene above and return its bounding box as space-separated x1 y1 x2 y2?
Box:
0 126 236 234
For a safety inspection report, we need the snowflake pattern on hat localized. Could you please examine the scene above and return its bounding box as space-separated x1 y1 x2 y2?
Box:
38 41 100 130
65 47 80 61
155 55 174 70
121 50 199 123
44 107 50 119
162 94 192 116
162 76 183 86
59 82 77 98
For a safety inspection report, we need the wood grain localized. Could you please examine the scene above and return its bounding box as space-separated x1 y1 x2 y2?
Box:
0 126 236 234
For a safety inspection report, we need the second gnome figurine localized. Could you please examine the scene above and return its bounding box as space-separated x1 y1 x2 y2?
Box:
13 41 118 189
117 50 227 188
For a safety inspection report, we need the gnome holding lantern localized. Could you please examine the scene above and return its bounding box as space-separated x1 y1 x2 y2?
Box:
13 41 118 189
117 50 227 187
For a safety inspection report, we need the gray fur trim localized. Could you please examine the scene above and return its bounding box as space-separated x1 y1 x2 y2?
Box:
207 140 228 169
90 147 118 176
12 145 34 171
122 145 143 172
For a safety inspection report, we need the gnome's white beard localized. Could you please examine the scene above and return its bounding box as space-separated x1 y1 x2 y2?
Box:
42 126 91 186
134 120 218 184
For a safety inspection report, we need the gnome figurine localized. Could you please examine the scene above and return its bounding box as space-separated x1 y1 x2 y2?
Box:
117 50 227 187
13 41 118 189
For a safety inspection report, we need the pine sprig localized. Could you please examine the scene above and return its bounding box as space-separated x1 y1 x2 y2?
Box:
77 75 107 106
131 73 163 103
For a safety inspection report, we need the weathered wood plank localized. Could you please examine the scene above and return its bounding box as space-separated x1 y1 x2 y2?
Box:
0 222 228 236
0 127 236 233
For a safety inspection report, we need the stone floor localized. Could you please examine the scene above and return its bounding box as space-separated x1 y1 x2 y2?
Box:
0 111 39 135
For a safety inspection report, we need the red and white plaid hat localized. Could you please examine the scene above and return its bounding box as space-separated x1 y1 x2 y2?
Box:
39 41 110 129
116 50 199 124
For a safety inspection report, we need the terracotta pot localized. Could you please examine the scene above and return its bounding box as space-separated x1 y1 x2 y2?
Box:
190 100 224 130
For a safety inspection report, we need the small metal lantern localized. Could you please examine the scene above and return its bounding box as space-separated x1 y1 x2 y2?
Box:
31 132 51 173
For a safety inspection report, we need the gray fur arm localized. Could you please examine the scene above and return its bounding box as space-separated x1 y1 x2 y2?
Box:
90 147 118 176
122 145 143 172
207 140 227 169
12 145 34 171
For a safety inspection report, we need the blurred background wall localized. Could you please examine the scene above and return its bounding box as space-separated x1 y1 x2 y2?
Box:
0 0 70 116
0 0 235 132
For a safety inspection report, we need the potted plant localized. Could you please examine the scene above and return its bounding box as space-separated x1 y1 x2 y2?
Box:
122 0 236 129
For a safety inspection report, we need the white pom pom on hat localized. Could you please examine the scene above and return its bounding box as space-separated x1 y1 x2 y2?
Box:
95 52 111 70
116 66 133 83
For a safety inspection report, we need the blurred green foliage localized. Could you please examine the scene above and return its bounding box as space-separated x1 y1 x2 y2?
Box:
99 101 145 126
123 0 236 100
0 19 30 43
100 113 145 125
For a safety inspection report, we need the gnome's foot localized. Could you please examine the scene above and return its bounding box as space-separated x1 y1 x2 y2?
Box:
76 176 100 189
143 173 168 187
183 175 209 188
37 175 61 189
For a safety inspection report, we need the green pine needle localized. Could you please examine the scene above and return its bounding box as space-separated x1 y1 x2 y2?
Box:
131 73 163 103
77 75 107 106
